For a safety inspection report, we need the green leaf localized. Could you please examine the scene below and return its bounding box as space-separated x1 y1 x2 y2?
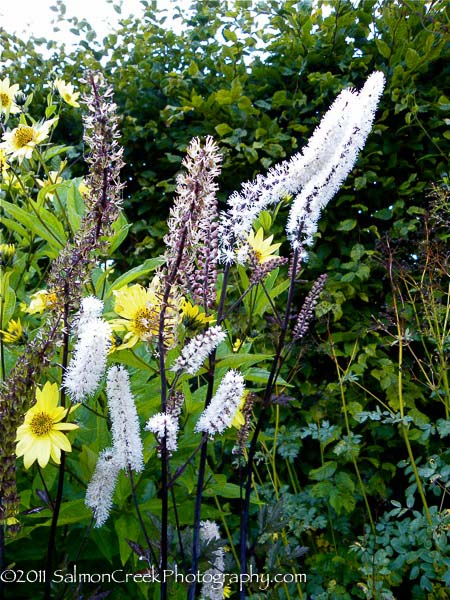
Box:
108 211 131 253
2 200 66 250
375 38 391 59
216 353 272 370
337 219 357 232
66 179 86 232
115 515 141 565
38 500 92 525
0 272 16 327
405 47 420 69
215 123 233 136
309 461 337 481
109 349 154 371
107 257 165 296
244 367 290 386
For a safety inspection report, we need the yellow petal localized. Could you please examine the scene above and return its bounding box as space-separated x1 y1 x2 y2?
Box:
36 438 51 468
16 435 35 457
50 444 61 464
37 381 59 412
53 422 78 431
49 430 72 453
23 447 38 470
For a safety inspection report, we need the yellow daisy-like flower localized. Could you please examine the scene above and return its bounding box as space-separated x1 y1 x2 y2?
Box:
223 585 232 599
0 118 56 163
247 227 281 264
78 179 90 197
15 381 79 469
0 77 21 115
112 283 160 350
232 338 242 353
0 318 24 344
0 243 15 267
54 79 80 108
36 170 64 202
181 300 215 331
25 290 57 315
0 149 10 176
112 280 181 350
231 391 248 429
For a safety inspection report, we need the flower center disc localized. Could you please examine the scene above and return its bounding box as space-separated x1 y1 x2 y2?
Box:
0 92 11 108
14 126 34 148
133 306 157 337
30 412 54 437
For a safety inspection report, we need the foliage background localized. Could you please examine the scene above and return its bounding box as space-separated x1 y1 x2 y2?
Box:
1 0 449 598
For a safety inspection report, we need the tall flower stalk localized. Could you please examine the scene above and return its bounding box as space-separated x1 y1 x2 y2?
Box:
157 137 222 599
234 73 385 596
0 71 124 600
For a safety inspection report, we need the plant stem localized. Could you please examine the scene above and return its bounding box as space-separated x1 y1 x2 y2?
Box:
188 265 229 600
44 291 70 600
239 248 299 599
388 245 432 527
128 466 158 566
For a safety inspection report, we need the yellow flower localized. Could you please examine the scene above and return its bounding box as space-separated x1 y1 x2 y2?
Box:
111 280 181 350
0 149 10 176
15 381 79 469
232 338 242 353
36 170 64 202
0 318 24 344
231 391 248 429
0 118 57 163
247 227 281 264
181 300 215 331
223 585 232 598
25 290 57 315
54 79 80 108
78 179 90 197
0 243 15 267
0 77 21 115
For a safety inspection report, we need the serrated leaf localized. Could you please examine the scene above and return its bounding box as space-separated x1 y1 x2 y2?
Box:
309 461 337 481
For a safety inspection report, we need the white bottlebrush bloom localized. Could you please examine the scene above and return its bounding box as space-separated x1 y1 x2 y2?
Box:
145 412 179 456
0 118 57 163
76 296 105 330
106 366 144 472
171 325 226 375
195 370 245 437
64 308 112 403
85 448 121 527
200 521 225 600
286 71 385 252
218 71 385 262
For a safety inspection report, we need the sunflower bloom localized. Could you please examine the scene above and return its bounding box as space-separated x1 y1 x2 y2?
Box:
54 79 80 108
15 382 79 469
0 319 24 344
0 77 21 115
112 280 181 350
0 118 57 163
181 300 215 332
247 228 281 264
36 170 64 202
0 243 15 267
0 149 10 176
24 289 57 314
